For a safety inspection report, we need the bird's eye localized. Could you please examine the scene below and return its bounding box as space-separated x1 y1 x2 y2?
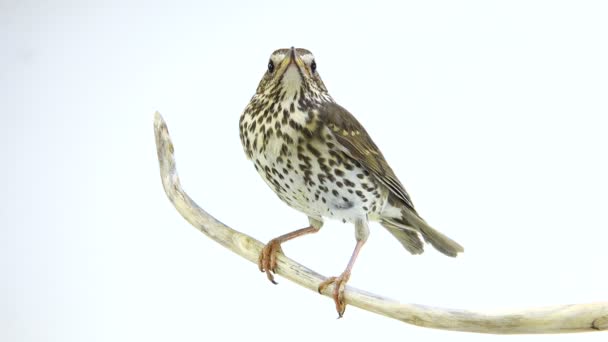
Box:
268 60 275 73
311 60 317 73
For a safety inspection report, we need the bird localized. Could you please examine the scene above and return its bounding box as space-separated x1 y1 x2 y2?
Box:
238 47 463 317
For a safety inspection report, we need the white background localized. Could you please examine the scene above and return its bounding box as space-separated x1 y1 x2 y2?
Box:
2 1 607 341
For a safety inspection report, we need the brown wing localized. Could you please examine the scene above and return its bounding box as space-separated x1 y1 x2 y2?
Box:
316 102 415 211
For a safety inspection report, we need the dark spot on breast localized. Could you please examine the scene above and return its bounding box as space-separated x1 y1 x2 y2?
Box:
328 150 343 163
343 179 355 187
289 119 302 131
280 144 289 156
333 200 354 210
306 143 321 157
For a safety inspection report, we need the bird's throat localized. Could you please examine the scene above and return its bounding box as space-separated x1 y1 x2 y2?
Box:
280 65 302 97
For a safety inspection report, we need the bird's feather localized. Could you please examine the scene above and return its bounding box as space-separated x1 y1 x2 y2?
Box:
380 221 425 254
316 102 415 211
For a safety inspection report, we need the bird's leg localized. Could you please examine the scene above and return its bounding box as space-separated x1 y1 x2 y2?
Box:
318 219 369 317
259 217 323 284
317 240 365 317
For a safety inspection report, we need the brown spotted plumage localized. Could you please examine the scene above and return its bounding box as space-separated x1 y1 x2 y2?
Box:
239 47 463 317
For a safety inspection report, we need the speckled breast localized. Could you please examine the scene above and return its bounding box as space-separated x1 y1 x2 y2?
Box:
240 96 387 223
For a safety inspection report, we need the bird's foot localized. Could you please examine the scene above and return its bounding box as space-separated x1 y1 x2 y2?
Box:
258 239 284 284
317 271 351 318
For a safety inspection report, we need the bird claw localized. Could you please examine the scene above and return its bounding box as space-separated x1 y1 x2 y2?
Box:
258 239 283 284
317 272 351 318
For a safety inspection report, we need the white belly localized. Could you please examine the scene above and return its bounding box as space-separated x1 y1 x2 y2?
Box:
251 131 385 223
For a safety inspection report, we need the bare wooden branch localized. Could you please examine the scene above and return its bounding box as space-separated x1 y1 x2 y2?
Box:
153 111 608 334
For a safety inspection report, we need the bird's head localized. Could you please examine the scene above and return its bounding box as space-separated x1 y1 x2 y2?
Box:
256 47 328 98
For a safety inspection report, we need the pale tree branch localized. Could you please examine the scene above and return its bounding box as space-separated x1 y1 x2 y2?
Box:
153 112 607 334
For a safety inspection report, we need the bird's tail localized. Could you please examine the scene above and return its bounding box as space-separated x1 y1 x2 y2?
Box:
381 203 464 257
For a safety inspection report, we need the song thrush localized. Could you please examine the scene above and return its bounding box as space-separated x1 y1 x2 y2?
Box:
239 47 463 317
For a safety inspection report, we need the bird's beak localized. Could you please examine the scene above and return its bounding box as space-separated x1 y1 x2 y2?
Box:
280 46 308 85
287 46 306 70
290 46 296 60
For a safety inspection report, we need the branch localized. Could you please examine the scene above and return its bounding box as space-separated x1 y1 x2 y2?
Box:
153 111 608 334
